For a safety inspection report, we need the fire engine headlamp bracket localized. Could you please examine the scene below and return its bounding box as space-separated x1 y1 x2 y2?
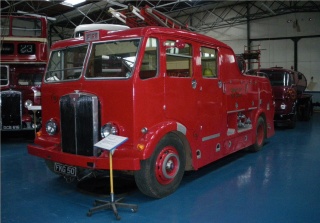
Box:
46 119 58 136
101 123 118 138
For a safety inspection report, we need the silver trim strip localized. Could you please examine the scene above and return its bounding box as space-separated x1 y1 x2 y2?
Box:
202 133 220 142
227 109 245 114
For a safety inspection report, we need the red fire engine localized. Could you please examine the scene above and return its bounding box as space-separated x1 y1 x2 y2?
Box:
27 6 275 198
1 14 48 131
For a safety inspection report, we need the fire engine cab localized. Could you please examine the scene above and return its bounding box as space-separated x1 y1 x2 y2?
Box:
28 5 275 198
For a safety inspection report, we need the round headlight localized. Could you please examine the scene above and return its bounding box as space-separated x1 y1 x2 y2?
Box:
24 99 33 108
101 123 118 138
46 119 58 136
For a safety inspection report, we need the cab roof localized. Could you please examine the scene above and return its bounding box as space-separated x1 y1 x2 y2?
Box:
51 26 231 50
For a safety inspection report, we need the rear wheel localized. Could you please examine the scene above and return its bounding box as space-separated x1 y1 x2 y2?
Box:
298 99 313 121
134 133 186 198
289 110 297 129
303 100 312 121
249 116 266 152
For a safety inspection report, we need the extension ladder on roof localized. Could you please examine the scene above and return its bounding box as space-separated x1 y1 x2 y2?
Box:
108 4 191 31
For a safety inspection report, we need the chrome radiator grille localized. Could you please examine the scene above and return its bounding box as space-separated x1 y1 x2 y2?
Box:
60 92 99 156
0 91 22 130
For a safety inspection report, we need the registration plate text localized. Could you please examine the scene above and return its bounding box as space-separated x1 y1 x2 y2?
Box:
54 163 77 177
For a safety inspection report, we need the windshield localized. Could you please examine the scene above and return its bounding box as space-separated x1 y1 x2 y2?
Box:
262 70 293 87
1 17 42 37
45 45 88 82
86 39 140 79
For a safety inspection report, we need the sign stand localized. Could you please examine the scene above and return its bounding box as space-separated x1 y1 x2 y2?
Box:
87 135 138 220
27 106 41 136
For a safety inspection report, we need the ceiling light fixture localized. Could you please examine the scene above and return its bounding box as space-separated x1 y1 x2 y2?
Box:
61 0 86 7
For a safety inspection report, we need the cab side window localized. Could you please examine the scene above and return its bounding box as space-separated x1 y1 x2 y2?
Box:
165 40 192 77
140 38 158 79
201 47 217 78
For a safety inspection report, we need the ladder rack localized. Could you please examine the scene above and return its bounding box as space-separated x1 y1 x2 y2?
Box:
108 4 191 31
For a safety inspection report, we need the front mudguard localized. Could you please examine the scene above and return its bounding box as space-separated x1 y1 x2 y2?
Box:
137 121 187 160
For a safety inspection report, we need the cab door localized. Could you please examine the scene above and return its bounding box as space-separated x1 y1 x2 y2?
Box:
196 46 224 166
163 39 198 136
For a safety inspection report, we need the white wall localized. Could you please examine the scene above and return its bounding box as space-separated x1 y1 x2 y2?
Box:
298 37 320 91
253 39 294 69
200 12 320 92
204 24 248 54
250 12 320 38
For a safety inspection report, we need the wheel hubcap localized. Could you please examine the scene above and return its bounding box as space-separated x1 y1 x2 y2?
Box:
156 146 180 185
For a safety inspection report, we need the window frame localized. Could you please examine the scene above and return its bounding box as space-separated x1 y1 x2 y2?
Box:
200 46 218 79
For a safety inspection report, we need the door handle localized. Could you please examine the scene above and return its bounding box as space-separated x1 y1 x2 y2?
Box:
192 79 197 89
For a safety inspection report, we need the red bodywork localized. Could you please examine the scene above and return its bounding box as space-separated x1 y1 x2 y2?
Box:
27 27 274 197
28 27 274 169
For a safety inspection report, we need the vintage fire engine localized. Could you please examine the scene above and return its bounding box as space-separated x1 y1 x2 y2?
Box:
247 67 312 128
28 5 275 198
1 15 47 131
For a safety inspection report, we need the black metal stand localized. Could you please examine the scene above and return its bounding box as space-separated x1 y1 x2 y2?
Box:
87 151 138 220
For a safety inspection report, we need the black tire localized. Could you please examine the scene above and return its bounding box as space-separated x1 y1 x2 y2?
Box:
289 110 297 129
134 133 186 198
249 116 266 152
303 100 312 121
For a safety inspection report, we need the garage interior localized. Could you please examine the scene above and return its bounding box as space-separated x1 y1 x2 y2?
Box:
2 114 320 222
1 1 320 222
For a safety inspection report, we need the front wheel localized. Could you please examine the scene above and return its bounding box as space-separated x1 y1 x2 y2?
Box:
249 116 266 152
134 133 186 198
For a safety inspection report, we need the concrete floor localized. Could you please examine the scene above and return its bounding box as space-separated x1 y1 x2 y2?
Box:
1 113 320 223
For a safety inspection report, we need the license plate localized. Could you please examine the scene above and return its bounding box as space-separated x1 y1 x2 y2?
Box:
54 162 77 177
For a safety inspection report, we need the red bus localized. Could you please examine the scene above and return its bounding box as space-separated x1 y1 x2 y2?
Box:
28 26 275 198
1 15 48 131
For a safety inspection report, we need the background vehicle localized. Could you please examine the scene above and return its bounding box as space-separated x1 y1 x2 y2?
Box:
0 14 48 131
27 6 275 198
247 67 313 128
